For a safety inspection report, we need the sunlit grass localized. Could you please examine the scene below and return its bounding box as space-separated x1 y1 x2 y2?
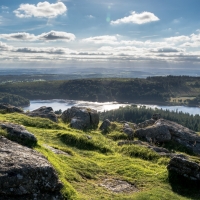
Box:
0 113 196 199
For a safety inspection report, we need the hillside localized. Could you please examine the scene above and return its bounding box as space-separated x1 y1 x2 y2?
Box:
1 106 200 199
0 92 30 107
0 76 200 105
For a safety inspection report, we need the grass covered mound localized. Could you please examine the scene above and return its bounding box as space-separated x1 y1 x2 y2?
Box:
0 113 200 199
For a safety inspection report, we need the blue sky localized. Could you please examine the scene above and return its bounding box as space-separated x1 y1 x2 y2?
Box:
0 0 200 72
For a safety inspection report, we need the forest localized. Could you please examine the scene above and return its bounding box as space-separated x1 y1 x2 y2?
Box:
0 75 199 105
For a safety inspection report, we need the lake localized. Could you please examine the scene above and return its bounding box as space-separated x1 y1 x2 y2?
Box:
23 99 200 115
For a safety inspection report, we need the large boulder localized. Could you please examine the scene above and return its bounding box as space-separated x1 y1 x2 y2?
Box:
99 119 111 131
135 123 171 143
61 106 99 130
0 136 63 200
167 156 200 181
0 103 23 113
0 122 37 147
27 106 58 122
135 119 200 155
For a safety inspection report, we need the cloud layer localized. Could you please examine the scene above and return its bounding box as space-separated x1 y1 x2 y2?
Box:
14 1 67 18
111 11 160 25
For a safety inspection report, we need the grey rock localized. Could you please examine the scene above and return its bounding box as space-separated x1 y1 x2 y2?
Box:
0 103 23 113
0 122 37 146
27 106 58 122
135 119 200 155
123 123 130 129
99 119 111 131
0 136 63 200
61 106 99 130
167 156 200 181
138 119 156 128
123 128 134 138
152 113 161 120
135 123 171 143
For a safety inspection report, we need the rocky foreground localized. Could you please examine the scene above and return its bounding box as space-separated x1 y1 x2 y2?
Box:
0 136 63 200
1 104 200 199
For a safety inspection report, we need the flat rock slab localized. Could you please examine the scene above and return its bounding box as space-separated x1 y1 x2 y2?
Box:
99 179 138 193
0 136 63 200
43 144 71 156
0 122 37 145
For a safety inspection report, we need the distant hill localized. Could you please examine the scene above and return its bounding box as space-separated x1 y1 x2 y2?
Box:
0 76 200 106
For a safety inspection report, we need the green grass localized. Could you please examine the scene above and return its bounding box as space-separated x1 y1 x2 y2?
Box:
0 113 198 199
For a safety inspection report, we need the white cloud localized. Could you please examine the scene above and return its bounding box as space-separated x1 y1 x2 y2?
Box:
14 1 67 18
0 42 12 51
0 32 36 41
150 47 183 53
38 30 75 41
0 31 75 42
86 15 95 19
82 35 119 44
110 11 159 25
165 35 190 43
14 47 77 54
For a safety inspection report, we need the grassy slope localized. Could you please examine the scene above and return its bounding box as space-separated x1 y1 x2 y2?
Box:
0 113 198 200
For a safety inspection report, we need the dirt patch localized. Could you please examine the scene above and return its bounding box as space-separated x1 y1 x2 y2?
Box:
99 178 138 193
43 144 71 156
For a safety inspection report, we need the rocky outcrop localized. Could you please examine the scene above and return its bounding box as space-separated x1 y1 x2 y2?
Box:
135 122 171 143
61 106 99 130
27 106 58 122
137 119 156 129
167 156 200 181
123 123 134 138
0 122 37 147
99 119 111 131
0 136 63 200
0 103 23 113
135 118 200 155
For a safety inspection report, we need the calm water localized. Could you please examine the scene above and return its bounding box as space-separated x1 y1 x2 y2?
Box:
23 99 200 115
23 99 129 113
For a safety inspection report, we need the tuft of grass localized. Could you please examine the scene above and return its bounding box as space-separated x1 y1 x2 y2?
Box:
59 132 112 153
119 145 160 161
107 131 128 141
0 113 63 129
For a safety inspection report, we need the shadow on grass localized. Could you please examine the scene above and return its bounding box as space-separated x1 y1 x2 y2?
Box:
168 171 200 199
59 133 111 154
159 140 194 155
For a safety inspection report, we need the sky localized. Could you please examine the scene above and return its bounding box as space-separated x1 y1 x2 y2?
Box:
0 0 200 73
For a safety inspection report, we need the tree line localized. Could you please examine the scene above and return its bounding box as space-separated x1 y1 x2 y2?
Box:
100 105 200 132
0 93 30 107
